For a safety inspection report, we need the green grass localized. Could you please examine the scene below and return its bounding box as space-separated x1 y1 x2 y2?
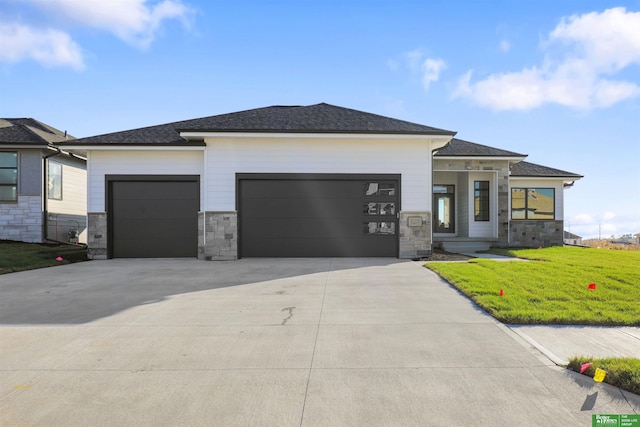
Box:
0 240 88 274
568 356 640 395
426 246 640 326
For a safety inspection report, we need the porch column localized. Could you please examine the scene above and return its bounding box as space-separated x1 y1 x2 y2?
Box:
198 211 238 260
399 211 432 259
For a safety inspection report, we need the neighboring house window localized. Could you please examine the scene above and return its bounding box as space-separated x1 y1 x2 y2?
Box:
474 181 489 221
511 188 555 219
0 152 18 202
48 162 62 200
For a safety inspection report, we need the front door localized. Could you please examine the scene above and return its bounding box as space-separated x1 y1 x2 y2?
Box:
433 185 455 233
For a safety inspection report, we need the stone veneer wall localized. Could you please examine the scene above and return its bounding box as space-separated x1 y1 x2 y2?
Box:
198 211 238 261
434 159 510 246
87 212 108 259
0 195 42 242
399 211 432 259
510 220 564 247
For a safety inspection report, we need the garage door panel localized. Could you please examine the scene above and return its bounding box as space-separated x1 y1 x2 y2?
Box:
110 179 198 258
113 200 198 220
240 197 364 219
241 218 364 238
241 180 362 199
113 237 196 258
112 182 198 200
113 219 197 240
242 237 396 257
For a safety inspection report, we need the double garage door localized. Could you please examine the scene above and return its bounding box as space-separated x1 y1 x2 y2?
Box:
108 174 399 258
238 174 400 257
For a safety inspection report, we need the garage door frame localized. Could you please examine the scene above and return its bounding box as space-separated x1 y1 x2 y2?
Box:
106 175 200 259
236 173 401 258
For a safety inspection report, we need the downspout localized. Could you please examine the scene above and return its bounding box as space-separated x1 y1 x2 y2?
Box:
43 147 62 242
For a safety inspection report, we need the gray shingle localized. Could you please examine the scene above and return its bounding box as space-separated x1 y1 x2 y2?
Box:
510 161 582 178
0 118 72 145
435 138 525 157
58 103 456 146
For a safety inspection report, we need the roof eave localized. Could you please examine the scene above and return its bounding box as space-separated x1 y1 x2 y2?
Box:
180 130 455 141
435 155 527 161
56 142 206 150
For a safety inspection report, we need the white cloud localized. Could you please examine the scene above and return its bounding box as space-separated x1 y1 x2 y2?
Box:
568 211 638 239
454 7 640 110
499 39 511 53
28 0 194 49
421 58 446 91
0 23 84 70
0 0 193 70
397 49 445 92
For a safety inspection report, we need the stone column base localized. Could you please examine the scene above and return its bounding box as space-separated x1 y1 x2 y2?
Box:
87 212 108 260
198 211 238 261
399 211 432 259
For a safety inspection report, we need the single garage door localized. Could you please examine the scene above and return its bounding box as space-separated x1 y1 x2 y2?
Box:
109 177 199 258
238 174 400 257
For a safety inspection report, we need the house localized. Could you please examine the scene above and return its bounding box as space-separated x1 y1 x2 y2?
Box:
563 231 583 246
0 118 87 244
57 103 582 260
434 139 583 252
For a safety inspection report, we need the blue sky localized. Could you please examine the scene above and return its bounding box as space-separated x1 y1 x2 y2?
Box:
1 0 639 239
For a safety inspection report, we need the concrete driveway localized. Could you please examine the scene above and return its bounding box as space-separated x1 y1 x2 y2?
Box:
1 258 637 426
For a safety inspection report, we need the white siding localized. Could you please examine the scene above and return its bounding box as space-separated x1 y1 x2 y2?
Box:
509 178 565 220
88 151 204 212
204 137 437 212
48 156 86 216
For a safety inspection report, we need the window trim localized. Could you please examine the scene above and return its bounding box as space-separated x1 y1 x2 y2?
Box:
0 151 18 202
474 180 490 221
511 187 556 220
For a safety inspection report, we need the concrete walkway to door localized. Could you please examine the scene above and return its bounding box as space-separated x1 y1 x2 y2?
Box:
0 258 637 426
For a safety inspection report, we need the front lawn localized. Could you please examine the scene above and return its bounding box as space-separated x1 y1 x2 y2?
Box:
0 240 88 274
426 246 640 326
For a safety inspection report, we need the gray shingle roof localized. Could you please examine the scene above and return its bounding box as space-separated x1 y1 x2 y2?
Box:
0 118 72 145
58 103 456 146
435 138 525 157
510 161 582 178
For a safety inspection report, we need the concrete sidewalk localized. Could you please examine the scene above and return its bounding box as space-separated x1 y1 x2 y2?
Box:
1 258 638 426
509 325 640 366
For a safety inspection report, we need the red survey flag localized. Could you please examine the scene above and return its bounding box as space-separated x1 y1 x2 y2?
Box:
588 283 596 290
580 363 592 374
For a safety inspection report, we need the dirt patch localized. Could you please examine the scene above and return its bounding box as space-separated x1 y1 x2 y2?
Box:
423 249 472 262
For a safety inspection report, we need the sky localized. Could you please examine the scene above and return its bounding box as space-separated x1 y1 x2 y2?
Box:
1 0 639 239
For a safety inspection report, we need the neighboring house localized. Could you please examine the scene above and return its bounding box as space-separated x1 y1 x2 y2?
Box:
57 103 581 260
0 118 87 244
563 231 583 246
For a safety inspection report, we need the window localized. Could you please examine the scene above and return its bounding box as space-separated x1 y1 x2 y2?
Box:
511 188 555 220
474 181 489 221
363 222 396 235
48 162 62 200
363 202 395 216
363 182 396 196
0 152 18 202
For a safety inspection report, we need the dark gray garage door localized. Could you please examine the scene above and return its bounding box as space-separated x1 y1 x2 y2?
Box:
238 174 400 257
108 177 199 258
